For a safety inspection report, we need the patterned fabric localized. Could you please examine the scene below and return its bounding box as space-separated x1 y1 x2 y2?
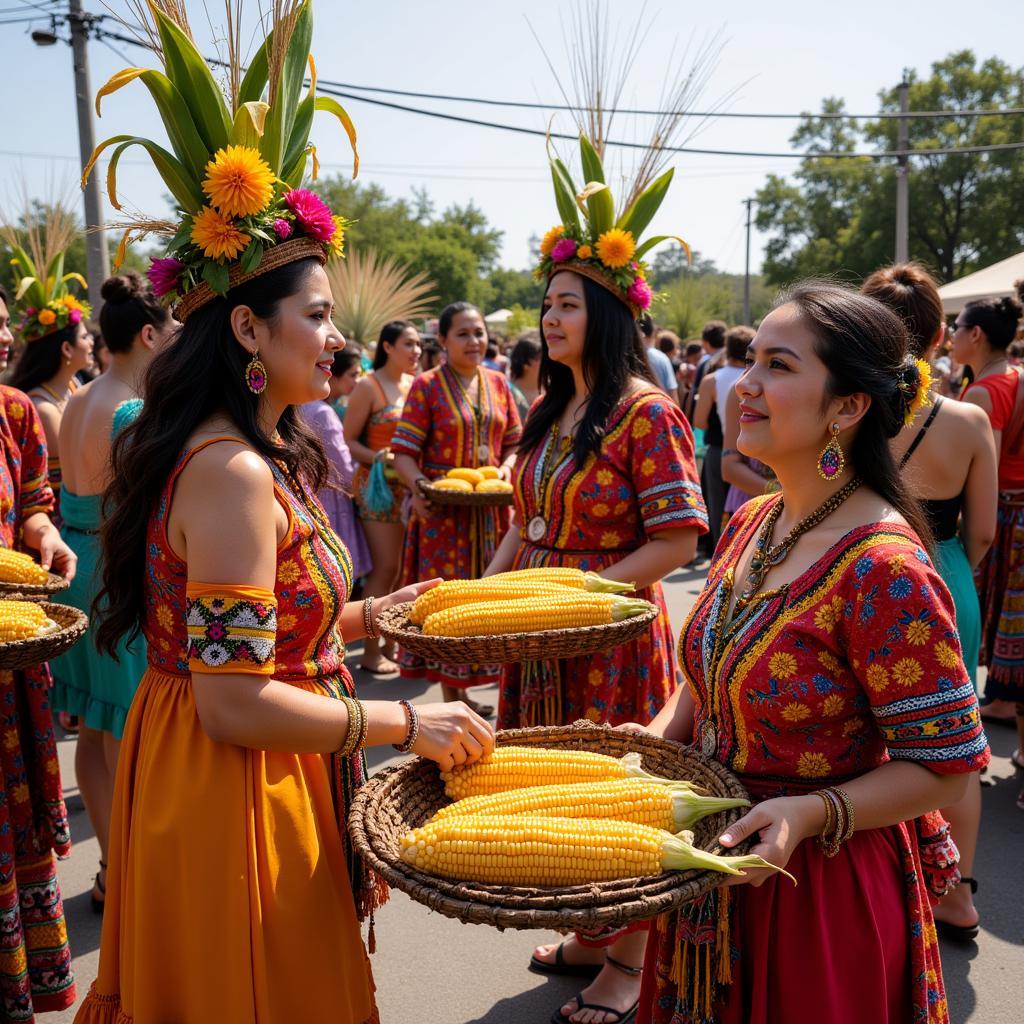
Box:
353 374 408 525
185 585 277 675
393 365 522 687
640 494 989 1024
78 438 380 1023
498 390 707 728
976 495 1024 700
0 387 75 1019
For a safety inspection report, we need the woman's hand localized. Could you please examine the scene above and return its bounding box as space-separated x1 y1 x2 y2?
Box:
718 794 822 888
36 526 77 582
379 578 442 613
409 480 435 520
613 721 655 736
413 700 495 771
497 462 514 482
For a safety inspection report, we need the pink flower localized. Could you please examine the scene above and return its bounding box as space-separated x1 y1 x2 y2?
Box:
272 218 293 240
283 189 336 242
68 309 82 325
627 276 653 310
550 238 578 263
147 256 186 298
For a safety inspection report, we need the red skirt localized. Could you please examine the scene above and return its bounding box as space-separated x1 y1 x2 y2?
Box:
638 823 946 1024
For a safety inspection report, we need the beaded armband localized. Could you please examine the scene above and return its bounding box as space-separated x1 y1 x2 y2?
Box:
185 583 277 676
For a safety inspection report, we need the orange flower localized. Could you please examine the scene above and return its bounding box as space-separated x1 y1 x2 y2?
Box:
577 244 593 260
191 206 250 261
37 309 56 326
595 228 636 268
540 225 564 256
202 145 275 218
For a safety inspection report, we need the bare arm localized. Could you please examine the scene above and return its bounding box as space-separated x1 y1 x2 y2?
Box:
693 375 716 432
961 408 998 568
597 528 699 590
341 379 378 467
32 399 61 463
484 524 521 577
961 387 1000 450
721 389 769 494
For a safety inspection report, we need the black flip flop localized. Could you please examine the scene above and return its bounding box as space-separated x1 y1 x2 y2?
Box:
551 995 638 1024
935 877 980 943
528 942 602 980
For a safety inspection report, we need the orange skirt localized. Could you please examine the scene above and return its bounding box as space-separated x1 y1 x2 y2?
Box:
75 668 378 1024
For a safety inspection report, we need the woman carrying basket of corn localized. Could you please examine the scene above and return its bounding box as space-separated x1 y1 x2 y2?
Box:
74 5 493 1021
391 301 522 714
629 284 988 1024
484 138 708 1024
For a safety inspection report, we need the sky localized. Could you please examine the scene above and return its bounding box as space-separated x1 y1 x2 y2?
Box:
0 0 1020 284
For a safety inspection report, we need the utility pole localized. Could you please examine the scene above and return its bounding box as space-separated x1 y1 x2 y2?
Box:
895 73 910 264
742 197 754 325
68 0 109 309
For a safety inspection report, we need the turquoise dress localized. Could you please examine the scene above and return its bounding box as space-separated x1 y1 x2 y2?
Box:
51 399 146 737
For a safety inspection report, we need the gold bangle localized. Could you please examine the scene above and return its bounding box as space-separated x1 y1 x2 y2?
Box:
832 786 855 844
338 696 366 758
815 790 835 845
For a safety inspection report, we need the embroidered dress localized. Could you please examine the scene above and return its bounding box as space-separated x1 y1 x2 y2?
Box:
352 375 405 524
0 386 75 1019
76 438 380 1024
392 365 522 687
638 495 989 1024
498 390 707 728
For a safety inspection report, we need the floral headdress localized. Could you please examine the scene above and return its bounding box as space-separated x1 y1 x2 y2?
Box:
0 199 91 343
82 0 357 320
535 135 687 317
898 357 934 428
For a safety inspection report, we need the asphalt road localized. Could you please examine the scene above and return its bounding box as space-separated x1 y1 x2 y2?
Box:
49 563 1023 1022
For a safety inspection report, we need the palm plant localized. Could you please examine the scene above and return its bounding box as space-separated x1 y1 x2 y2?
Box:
326 248 436 346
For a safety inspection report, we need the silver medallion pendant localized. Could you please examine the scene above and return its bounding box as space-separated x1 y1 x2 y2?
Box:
699 720 717 757
527 516 547 543
477 444 490 464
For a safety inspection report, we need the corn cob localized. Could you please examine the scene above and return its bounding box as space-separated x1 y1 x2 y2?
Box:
422 593 652 638
400 815 795 886
489 567 634 593
475 479 513 494
431 478 473 492
431 779 743 831
0 599 55 641
446 468 484 486
478 466 501 480
0 549 49 585
441 746 667 800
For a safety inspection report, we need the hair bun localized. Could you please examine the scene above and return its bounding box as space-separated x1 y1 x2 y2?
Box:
995 293 1023 323
101 271 146 304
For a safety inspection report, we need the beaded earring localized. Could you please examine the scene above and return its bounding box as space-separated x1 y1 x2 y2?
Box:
245 350 267 394
817 422 845 481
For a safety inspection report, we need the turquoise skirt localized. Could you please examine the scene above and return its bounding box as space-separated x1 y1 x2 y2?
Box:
49 490 147 738
934 536 980 689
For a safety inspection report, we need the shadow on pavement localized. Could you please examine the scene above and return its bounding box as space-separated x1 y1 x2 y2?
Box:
465 974 581 1024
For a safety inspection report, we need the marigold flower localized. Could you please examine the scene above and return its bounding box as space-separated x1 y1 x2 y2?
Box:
576 244 593 260
37 309 56 326
596 228 636 268
540 225 565 256
191 206 251 262
202 145 275 219
327 216 346 258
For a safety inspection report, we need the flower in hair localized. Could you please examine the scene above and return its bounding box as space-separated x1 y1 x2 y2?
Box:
272 218 293 241
596 228 636 269
577 244 593 260
148 256 186 298
68 309 82 325
627 276 653 311
540 225 565 257
900 358 934 428
191 207 250 261
550 237 578 263
202 145 275 219
284 189 336 242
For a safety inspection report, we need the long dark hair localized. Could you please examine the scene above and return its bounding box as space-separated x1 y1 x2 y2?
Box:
519 274 655 464
95 257 329 656
509 336 541 380
782 281 934 553
372 319 414 370
10 326 74 392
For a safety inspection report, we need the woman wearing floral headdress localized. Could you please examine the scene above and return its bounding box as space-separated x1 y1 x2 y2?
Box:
75 3 493 1021
485 137 708 1024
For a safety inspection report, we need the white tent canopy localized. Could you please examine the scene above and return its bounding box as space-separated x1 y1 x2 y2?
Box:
937 251 1024 315
484 308 513 327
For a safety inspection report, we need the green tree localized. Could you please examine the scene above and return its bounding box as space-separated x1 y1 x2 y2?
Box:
755 53 1024 286
484 268 543 313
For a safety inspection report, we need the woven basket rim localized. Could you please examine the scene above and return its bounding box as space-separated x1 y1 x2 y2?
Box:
172 236 328 322
0 571 69 598
0 602 88 670
418 480 515 507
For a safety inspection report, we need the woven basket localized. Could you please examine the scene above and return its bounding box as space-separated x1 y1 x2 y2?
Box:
0 603 88 671
418 480 514 508
377 600 658 665
172 236 327 322
0 571 69 601
349 721 750 931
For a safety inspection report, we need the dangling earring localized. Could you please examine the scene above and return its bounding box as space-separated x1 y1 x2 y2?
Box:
817 422 845 481
245 350 267 394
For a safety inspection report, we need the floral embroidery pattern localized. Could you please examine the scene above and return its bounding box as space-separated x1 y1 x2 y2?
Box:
186 591 277 674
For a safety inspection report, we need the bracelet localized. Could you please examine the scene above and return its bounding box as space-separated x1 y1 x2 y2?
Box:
393 698 420 754
832 786 855 845
817 787 855 857
363 596 378 639
338 696 367 758
815 790 835 847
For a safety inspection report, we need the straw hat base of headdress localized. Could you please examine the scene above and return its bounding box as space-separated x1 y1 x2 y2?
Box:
548 260 641 319
173 236 327 322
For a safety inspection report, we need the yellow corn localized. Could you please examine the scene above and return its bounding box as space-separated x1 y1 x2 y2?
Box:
0 599 51 641
431 478 473 492
446 468 484 486
475 479 513 493
489 568 634 593
431 779 744 831
422 593 652 637
478 466 501 480
441 745 648 800
0 549 49 585
400 815 794 886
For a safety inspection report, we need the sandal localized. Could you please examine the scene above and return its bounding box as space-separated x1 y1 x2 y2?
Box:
358 659 399 677
935 877 979 943
91 859 107 915
529 940 602 980
550 955 642 1024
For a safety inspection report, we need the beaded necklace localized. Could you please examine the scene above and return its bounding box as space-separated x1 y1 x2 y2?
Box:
448 366 488 466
